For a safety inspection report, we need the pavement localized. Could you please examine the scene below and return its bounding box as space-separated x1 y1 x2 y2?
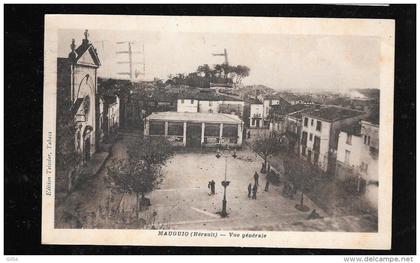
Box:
55 131 377 232
119 143 327 231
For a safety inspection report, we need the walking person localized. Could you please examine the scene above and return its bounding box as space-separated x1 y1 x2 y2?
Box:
252 183 258 200
254 172 259 186
247 183 252 198
264 179 270 192
210 180 216 195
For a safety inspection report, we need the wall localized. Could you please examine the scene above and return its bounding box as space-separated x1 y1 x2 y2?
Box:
336 131 363 168
300 116 331 171
262 99 281 120
198 100 219 113
73 64 97 156
249 104 263 128
177 99 198 112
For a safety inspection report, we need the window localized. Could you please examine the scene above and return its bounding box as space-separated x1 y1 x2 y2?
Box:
167 122 183 136
304 117 308 127
346 134 352 145
309 133 313 141
149 121 165 135
311 119 314 126
364 135 371 145
345 150 351 165
190 99 194 104
222 124 238 137
314 136 321 152
316 121 322 131
301 131 308 146
208 109 213 113
204 124 220 136
360 162 368 173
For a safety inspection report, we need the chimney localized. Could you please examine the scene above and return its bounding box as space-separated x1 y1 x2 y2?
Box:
68 39 77 61
82 29 89 45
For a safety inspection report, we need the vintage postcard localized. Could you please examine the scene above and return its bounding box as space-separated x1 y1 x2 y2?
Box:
42 15 395 249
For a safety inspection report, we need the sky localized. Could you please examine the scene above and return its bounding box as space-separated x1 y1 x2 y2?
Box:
58 29 381 92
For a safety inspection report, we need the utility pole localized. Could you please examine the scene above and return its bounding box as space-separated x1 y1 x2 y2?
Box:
116 41 145 81
212 48 229 65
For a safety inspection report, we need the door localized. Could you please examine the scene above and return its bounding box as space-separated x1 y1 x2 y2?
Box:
187 123 202 147
84 137 91 162
307 149 312 163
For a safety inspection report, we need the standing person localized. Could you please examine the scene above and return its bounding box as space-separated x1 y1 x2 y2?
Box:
252 184 257 200
211 180 216 195
247 183 252 198
247 130 251 139
254 172 259 186
264 179 270 192
208 181 212 195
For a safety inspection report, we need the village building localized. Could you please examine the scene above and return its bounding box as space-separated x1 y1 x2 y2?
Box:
253 95 291 128
98 94 120 142
144 112 243 147
176 90 245 118
336 119 379 209
56 30 101 163
249 98 263 128
268 104 317 153
299 106 367 174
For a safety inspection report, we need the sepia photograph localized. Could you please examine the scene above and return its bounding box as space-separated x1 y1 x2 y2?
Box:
41 14 395 249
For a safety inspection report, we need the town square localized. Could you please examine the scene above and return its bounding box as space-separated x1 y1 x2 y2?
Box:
54 27 380 233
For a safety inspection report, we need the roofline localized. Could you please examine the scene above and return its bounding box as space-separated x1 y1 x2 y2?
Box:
301 111 365 122
361 120 379 127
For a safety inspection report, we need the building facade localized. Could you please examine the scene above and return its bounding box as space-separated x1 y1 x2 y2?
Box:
299 106 367 174
57 30 101 163
249 102 263 128
336 120 379 209
144 112 243 148
176 90 245 118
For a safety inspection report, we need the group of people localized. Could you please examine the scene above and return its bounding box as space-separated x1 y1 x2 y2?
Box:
247 170 270 200
207 180 216 195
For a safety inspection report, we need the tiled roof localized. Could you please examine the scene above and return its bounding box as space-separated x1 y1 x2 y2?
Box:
341 122 362 136
248 98 262 104
303 106 365 122
287 108 315 120
74 40 101 66
178 90 243 102
146 111 243 124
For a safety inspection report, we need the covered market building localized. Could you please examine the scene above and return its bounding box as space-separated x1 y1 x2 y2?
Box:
144 112 244 147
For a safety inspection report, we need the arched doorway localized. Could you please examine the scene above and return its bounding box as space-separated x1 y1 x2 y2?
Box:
83 126 93 162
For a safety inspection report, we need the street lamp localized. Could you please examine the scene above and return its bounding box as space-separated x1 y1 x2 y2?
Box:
216 146 237 218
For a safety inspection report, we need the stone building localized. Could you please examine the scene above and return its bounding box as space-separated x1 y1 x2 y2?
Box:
299 106 367 174
56 30 101 163
336 119 379 209
176 89 245 118
249 98 263 128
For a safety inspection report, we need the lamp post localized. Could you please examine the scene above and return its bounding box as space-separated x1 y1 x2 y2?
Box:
216 146 237 218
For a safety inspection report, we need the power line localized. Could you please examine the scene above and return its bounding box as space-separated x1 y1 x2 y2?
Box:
116 41 146 81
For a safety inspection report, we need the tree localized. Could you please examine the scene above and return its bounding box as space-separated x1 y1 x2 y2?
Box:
283 155 318 211
253 134 284 173
231 65 250 85
106 137 174 219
